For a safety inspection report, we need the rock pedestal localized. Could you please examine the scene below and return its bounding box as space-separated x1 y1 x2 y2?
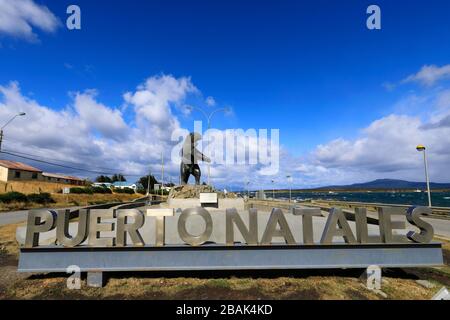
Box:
166 185 245 211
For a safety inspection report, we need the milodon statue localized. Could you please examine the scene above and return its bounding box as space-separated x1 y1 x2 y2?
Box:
180 132 211 185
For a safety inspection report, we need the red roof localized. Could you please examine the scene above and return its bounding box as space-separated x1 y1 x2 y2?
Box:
0 160 42 173
42 172 83 181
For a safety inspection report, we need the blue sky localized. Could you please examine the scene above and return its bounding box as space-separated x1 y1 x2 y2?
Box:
1 0 450 189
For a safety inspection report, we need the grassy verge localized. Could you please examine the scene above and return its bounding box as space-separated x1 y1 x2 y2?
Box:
1 223 449 300
0 193 142 212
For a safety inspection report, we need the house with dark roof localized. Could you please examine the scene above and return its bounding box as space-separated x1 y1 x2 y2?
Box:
0 160 84 185
0 160 43 182
42 172 85 186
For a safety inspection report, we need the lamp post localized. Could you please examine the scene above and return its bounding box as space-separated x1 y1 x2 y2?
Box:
146 169 152 197
187 106 230 186
416 145 432 207
271 179 275 200
286 175 292 202
246 181 251 198
0 112 26 152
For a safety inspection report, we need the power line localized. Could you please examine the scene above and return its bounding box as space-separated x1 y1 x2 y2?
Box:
1 147 120 172
0 150 144 177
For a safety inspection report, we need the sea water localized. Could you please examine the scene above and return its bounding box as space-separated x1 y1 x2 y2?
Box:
269 191 450 207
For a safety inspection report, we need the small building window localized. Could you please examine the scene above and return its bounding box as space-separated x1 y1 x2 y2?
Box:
15 171 21 179
32 173 38 179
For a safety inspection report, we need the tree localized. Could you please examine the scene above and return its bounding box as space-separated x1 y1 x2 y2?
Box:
95 175 112 183
138 175 159 192
111 174 126 182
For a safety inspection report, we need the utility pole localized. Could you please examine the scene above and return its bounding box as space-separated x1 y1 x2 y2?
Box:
272 179 275 200
0 130 3 152
0 112 26 154
246 181 250 198
286 175 292 203
417 145 432 207
161 152 164 196
146 169 152 197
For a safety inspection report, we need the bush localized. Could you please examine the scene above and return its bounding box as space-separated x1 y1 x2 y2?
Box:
0 192 28 203
0 192 57 204
113 187 135 194
90 187 113 194
69 187 93 194
70 186 113 194
27 193 55 204
136 188 147 195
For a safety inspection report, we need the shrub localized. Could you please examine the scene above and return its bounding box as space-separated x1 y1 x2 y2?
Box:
113 187 135 194
0 192 28 203
27 193 55 204
70 186 113 194
69 187 92 194
90 187 112 194
136 188 147 195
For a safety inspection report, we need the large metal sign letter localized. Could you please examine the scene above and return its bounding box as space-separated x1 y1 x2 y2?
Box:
147 209 175 247
261 208 296 245
406 206 434 243
378 207 408 243
116 210 145 247
88 210 115 247
355 208 380 244
178 207 213 246
226 208 258 246
321 208 357 244
25 210 56 248
293 208 322 244
56 209 89 247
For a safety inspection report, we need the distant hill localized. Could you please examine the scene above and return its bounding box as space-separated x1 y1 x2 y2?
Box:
316 179 450 190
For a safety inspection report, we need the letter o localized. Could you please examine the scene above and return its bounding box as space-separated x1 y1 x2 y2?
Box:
178 207 213 246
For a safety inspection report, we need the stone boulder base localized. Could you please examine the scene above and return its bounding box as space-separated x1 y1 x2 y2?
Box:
167 185 244 210
168 185 238 199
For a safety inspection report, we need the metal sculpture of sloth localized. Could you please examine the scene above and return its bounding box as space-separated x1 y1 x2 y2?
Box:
180 132 211 185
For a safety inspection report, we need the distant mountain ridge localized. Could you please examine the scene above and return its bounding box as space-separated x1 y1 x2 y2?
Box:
316 179 450 190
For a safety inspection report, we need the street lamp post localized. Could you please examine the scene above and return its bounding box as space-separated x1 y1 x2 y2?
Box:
416 145 432 207
187 106 230 186
286 175 292 203
0 112 26 152
246 181 250 198
271 179 275 200
146 170 152 197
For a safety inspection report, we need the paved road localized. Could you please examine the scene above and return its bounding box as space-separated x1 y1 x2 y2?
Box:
0 210 28 226
0 207 80 226
364 210 450 239
424 218 450 239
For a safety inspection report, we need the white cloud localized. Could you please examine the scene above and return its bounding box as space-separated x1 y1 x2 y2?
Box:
2 69 450 189
0 75 200 180
309 91 450 183
403 64 450 87
73 90 128 141
124 75 197 144
206 96 216 107
0 0 60 41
